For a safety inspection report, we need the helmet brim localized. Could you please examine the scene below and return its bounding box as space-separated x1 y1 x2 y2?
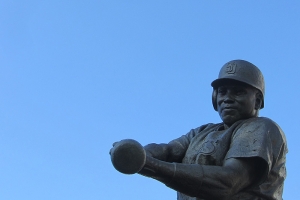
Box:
211 78 250 89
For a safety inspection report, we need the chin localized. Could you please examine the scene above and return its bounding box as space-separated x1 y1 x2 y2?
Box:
221 116 240 126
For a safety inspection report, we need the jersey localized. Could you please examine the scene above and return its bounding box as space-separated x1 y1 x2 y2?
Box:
168 117 287 200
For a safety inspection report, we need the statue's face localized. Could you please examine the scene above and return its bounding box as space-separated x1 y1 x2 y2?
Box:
216 83 258 126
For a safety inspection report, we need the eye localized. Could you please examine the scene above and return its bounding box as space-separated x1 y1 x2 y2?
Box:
235 89 246 95
217 88 226 95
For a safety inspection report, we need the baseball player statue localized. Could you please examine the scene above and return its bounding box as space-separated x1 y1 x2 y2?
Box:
110 59 288 200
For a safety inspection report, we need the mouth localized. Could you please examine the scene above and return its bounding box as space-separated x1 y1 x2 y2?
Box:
222 107 236 112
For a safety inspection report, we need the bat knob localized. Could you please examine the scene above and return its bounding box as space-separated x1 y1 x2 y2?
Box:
110 139 146 174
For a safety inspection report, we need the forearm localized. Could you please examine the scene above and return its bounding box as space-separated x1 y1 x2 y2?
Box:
139 156 254 199
167 164 247 199
144 140 187 162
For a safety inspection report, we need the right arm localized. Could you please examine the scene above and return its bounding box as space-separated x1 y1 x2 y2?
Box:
138 155 266 199
144 126 207 162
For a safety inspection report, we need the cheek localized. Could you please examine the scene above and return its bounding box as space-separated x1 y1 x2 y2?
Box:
239 98 256 113
216 96 224 106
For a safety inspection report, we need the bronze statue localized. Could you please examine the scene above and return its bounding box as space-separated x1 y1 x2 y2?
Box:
110 60 288 200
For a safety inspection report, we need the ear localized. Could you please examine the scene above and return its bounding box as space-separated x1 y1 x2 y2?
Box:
212 89 218 111
255 92 263 110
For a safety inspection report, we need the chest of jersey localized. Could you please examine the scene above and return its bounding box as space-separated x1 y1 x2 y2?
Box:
182 125 234 165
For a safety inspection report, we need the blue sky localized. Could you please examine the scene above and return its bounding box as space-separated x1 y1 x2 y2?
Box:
1 1 299 199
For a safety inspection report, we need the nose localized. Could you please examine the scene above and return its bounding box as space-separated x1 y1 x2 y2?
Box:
223 93 234 103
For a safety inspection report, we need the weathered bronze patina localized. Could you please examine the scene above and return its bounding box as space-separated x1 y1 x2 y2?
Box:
110 60 288 200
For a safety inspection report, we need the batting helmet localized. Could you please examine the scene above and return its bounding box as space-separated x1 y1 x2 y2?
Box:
211 59 265 111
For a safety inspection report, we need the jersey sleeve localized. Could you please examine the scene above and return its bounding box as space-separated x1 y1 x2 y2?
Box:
225 117 285 176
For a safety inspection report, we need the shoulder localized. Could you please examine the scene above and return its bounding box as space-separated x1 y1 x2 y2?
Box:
194 123 222 133
235 117 287 148
241 117 278 127
238 117 285 137
186 123 222 138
